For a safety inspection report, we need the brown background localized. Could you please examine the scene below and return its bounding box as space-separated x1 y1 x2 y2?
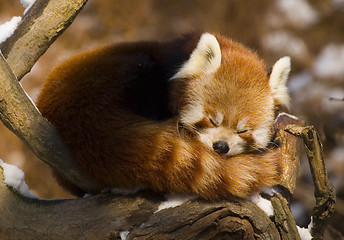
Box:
1 0 344 235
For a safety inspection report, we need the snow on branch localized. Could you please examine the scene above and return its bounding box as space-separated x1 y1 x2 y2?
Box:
0 25 99 195
0 0 88 80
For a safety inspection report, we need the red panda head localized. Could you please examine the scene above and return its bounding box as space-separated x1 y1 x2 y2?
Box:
170 33 291 157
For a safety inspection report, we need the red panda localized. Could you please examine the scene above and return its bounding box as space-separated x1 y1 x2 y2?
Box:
36 32 291 200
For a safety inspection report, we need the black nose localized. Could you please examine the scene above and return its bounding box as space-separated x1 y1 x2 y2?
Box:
212 140 229 154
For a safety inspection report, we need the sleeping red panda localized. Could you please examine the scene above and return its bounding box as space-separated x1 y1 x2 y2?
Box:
36 32 291 200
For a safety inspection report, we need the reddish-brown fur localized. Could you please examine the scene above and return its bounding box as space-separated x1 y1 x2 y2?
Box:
36 33 284 200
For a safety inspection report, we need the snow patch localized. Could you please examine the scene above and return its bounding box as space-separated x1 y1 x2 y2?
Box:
288 71 312 93
297 217 313 240
297 226 312 240
21 0 36 14
331 0 344 8
330 147 344 163
249 194 274 217
0 159 37 198
276 0 319 28
0 0 37 45
313 44 344 80
83 193 93 198
0 17 22 44
275 112 300 124
262 31 308 60
119 231 130 240
155 194 197 213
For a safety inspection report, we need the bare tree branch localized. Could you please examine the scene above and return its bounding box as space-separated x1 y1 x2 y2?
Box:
285 125 336 240
0 0 88 80
0 0 99 193
0 52 100 193
0 165 281 240
274 113 305 194
270 193 301 240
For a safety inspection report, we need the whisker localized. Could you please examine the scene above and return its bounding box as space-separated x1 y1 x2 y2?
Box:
268 141 279 148
250 145 268 153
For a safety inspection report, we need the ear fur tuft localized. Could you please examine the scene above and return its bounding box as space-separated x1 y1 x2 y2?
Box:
171 33 221 79
269 56 291 108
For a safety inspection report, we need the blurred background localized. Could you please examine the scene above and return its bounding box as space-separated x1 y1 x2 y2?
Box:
1 0 343 238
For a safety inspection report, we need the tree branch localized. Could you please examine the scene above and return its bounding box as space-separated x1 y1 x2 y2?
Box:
0 46 99 193
285 125 336 240
270 193 301 240
274 113 305 194
0 166 281 240
0 0 100 192
0 0 88 80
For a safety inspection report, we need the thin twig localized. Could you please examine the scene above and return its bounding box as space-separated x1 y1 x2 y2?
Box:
328 97 344 101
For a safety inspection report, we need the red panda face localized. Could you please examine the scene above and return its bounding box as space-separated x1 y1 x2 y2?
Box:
177 74 275 157
171 33 291 157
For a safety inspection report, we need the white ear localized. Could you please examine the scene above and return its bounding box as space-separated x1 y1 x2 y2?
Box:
171 33 221 79
269 56 291 108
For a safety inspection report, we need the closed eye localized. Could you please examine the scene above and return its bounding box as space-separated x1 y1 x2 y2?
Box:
209 118 219 127
236 129 248 134
209 112 224 127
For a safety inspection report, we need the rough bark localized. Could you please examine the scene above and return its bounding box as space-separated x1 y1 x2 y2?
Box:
0 50 100 194
0 0 100 193
0 0 88 80
0 168 280 240
274 114 304 194
270 193 301 240
285 125 336 240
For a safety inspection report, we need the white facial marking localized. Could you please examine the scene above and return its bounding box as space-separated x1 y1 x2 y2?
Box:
180 101 204 126
210 112 224 126
237 119 248 132
198 127 246 156
198 132 214 148
214 112 224 126
227 135 246 155
252 127 271 149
